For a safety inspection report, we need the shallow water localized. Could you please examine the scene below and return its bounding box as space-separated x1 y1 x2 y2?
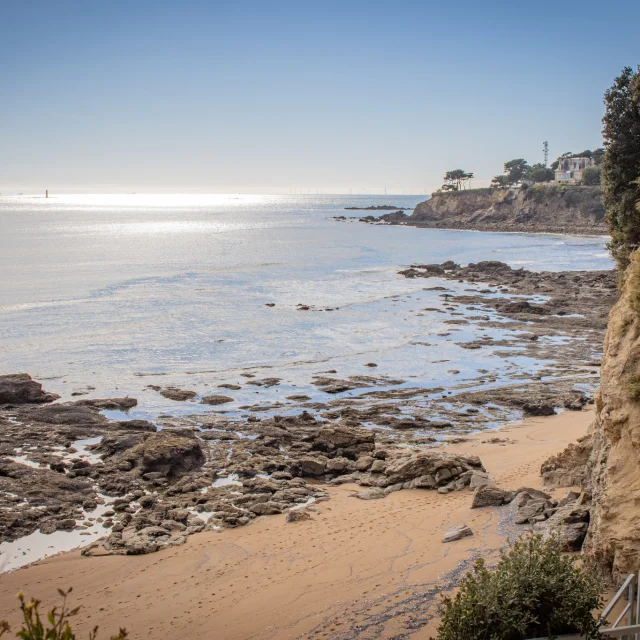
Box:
0 193 612 418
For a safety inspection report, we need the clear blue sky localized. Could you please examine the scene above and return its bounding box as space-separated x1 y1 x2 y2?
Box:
1 0 638 194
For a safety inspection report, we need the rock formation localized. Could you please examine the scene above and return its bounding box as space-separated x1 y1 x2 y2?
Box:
0 373 59 405
369 186 606 235
582 252 640 579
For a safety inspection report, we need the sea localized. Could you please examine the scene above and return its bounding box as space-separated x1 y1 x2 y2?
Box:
0 193 614 420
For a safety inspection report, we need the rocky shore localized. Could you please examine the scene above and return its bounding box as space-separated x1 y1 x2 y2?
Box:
0 408 594 640
346 186 608 235
0 260 618 569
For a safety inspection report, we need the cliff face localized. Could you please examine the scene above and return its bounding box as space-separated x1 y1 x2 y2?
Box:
583 252 640 579
407 185 606 235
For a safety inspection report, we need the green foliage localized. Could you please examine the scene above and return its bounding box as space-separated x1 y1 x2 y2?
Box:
524 163 554 184
551 150 605 171
442 169 474 191
602 66 640 272
491 174 511 189
0 589 127 640
432 533 604 640
504 159 529 184
493 159 545 187
582 166 602 186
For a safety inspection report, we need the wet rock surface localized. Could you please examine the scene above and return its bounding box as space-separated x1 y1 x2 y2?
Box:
0 373 59 405
0 262 617 563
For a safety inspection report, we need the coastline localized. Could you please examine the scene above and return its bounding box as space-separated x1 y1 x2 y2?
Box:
0 408 593 640
354 219 609 237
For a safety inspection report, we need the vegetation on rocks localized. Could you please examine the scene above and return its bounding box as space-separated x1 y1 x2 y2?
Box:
582 165 602 186
441 169 474 191
0 589 127 640
432 534 604 640
602 66 640 273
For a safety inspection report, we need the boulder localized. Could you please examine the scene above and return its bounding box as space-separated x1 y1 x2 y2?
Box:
0 373 58 405
442 524 473 543
286 509 312 523
541 437 591 489
75 397 137 411
151 387 197 401
355 456 374 471
522 402 556 417
23 403 107 426
515 498 551 524
295 457 326 477
126 432 205 477
469 470 493 490
384 451 484 486
370 459 386 473
326 457 350 473
250 502 283 516
311 426 375 460
534 503 590 550
115 420 157 432
471 485 512 508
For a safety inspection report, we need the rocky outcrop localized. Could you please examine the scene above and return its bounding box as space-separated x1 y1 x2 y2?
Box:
0 373 59 405
582 252 640 579
471 485 513 508
388 186 606 235
122 431 205 478
541 436 592 488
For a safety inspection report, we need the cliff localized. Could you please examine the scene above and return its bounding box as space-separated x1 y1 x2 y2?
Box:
396 185 606 235
541 251 640 581
582 252 640 579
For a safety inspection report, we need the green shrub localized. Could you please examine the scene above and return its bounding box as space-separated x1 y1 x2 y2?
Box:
602 66 640 273
0 589 127 640
432 534 604 640
627 376 640 401
582 166 602 186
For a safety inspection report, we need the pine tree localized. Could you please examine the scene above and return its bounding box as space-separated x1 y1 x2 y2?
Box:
602 66 640 272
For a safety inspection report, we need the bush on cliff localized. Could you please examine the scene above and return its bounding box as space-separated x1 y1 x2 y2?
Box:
0 589 128 640
432 534 604 640
602 66 640 273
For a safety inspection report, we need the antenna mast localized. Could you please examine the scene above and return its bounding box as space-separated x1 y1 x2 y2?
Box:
543 141 549 167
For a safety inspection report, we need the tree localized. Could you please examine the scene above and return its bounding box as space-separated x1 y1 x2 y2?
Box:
504 159 529 184
491 159 531 187
524 163 554 184
491 174 511 188
432 534 604 640
582 165 602 186
550 152 573 172
442 169 474 191
601 66 640 272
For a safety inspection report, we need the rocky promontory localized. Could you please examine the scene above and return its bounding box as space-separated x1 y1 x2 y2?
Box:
362 185 607 235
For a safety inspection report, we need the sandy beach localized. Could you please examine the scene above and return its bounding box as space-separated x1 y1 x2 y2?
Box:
0 408 592 640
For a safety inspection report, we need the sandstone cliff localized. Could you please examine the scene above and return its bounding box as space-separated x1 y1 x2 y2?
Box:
399 185 606 235
582 252 640 579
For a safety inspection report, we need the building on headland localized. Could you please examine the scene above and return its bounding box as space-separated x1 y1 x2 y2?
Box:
554 157 595 184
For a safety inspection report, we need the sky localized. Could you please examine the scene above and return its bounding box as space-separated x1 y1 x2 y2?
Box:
1 0 639 195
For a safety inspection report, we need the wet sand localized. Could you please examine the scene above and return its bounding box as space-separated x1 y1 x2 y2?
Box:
0 408 592 640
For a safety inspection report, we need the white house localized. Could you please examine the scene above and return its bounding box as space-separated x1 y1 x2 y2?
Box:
555 157 595 184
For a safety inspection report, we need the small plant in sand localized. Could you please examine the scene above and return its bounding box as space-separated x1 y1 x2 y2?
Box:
0 588 127 640
432 533 604 640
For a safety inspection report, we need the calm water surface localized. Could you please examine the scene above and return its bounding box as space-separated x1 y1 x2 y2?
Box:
0 194 613 416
